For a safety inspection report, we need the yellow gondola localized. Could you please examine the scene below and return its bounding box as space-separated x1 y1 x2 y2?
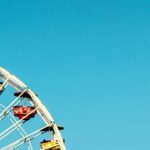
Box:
41 140 61 150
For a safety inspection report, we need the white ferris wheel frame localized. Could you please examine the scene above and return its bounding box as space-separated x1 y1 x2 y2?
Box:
0 67 66 150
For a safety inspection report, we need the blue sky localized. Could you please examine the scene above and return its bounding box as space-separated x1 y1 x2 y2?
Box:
0 0 150 149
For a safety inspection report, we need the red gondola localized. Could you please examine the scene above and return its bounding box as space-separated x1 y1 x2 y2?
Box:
13 106 37 120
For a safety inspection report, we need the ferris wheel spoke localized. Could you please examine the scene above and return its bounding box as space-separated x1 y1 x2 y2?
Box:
0 89 28 121
0 125 51 150
8 112 27 137
0 104 26 137
0 106 39 141
0 122 24 141
7 112 34 150
0 107 33 150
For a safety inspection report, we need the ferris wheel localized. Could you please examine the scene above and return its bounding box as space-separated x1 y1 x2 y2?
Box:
0 67 66 150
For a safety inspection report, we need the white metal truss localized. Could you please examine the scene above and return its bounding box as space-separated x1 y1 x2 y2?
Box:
0 89 27 121
1 125 51 150
0 67 66 150
0 104 33 150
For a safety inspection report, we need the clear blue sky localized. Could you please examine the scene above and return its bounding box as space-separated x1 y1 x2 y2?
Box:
0 0 150 150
